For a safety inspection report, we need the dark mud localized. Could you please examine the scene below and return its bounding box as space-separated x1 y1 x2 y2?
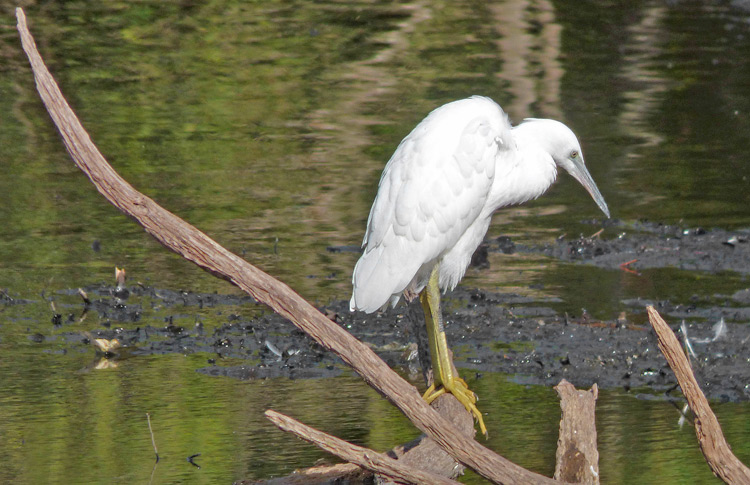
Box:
511 219 750 274
22 222 750 402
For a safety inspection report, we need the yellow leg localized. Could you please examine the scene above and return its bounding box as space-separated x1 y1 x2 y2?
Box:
419 264 487 437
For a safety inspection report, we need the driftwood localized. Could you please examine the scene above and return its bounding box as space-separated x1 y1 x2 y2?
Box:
235 463 367 485
15 7 568 484
265 409 461 485
244 394 474 485
554 380 599 484
647 307 750 484
383 394 473 482
251 385 602 484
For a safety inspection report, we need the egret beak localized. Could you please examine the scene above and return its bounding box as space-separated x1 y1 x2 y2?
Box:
568 156 610 218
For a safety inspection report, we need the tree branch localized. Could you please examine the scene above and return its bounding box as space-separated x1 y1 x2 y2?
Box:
234 463 366 485
252 390 474 484
647 306 750 484
265 409 461 485
15 7 563 484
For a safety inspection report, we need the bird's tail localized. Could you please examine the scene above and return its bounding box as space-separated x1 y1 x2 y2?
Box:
350 241 416 313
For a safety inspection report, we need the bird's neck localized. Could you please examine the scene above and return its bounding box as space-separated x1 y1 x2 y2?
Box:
485 131 558 214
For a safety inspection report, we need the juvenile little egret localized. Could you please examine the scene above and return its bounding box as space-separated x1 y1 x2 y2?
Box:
350 96 610 435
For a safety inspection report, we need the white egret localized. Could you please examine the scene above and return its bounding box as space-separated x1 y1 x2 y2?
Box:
350 96 610 435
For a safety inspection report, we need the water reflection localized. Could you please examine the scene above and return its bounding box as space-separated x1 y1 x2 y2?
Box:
493 0 563 120
619 4 668 152
2 0 750 482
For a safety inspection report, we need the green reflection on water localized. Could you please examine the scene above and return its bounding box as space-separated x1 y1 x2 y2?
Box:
0 338 740 485
2 0 750 482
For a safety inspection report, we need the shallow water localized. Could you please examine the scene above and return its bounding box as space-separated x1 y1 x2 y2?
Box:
2 1 750 483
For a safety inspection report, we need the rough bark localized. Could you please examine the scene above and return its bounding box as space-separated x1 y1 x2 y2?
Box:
554 380 599 484
647 306 750 484
234 463 367 485
249 394 474 484
265 409 461 485
382 394 473 482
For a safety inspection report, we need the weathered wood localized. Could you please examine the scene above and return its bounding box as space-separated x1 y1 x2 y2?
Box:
265 409 461 485
15 8 566 484
647 306 750 484
383 393 474 482
554 380 599 484
234 463 366 485
250 393 472 484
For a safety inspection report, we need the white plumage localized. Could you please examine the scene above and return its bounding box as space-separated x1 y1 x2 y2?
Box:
351 96 609 313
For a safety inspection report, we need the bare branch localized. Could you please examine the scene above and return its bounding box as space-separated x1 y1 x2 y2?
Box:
647 306 750 484
234 463 366 485
255 394 473 484
554 380 599 484
384 394 474 482
266 410 460 485
15 8 563 484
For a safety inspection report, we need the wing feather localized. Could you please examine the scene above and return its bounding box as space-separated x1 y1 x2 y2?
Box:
351 96 514 312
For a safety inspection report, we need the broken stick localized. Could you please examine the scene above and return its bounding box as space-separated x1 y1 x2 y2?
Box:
554 380 599 485
266 410 460 485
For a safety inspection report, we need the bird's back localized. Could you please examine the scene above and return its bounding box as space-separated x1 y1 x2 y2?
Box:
351 96 514 312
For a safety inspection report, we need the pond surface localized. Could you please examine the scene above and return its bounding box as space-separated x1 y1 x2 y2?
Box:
2 1 750 483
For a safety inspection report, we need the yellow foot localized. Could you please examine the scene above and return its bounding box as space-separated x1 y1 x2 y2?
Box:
423 379 487 437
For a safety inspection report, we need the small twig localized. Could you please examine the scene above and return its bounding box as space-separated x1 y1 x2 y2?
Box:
77 288 91 305
265 410 460 485
77 307 89 323
148 460 158 485
647 306 750 484
187 453 201 469
618 259 639 275
588 228 604 239
78 308 89 321
146 413 159 463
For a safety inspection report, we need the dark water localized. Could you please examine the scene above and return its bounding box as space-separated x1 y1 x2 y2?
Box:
2 1 750 483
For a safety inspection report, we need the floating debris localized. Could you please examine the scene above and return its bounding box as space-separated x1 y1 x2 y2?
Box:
114 267 130 300
677 403 691 429
93 337 121 354
77 288 91 305
265 340 283 360
187 453 201 469
680 321 697 359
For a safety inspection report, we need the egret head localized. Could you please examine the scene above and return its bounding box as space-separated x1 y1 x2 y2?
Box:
520 119 610 218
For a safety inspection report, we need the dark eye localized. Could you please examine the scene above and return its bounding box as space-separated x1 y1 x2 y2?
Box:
570 150 579 159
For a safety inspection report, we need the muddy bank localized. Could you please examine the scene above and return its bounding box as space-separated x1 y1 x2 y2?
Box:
509 219 750 274
28 222 750 402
